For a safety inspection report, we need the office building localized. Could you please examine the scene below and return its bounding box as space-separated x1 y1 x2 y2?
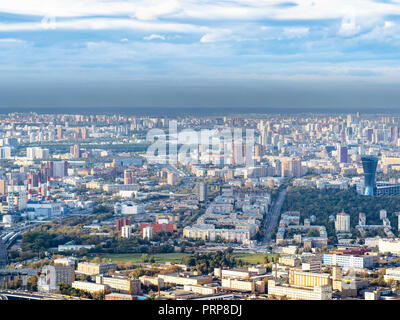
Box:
323 253 373 269
361 155 378 196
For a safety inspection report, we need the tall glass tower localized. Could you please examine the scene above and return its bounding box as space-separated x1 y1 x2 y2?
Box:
361 155 378 196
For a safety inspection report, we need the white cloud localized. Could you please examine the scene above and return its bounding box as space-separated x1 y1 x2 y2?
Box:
338 16 361 36
0 18 210 34
283 27 309 38
384 20 395 29
1 0 400 22
0 38 25 43
143 34 166 41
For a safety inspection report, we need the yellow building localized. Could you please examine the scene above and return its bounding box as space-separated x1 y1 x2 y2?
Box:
289 269 332 287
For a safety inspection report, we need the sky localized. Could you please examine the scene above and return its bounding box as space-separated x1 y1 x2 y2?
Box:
1 0 400 110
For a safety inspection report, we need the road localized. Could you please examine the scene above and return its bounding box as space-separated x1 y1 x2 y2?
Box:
262 187 287 245
0 290 85 300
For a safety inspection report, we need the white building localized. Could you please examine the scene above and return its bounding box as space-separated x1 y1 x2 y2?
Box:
384 267 400 281
378 238 400 254
72 281 109 293
27 201 62 217
335 210 350 233
26 147 49 160
114 201 145 215
143 226 153 240
121 225 134 238
0 147 11 159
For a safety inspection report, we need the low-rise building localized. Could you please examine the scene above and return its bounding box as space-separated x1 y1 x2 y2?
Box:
72 281 109 293
221 278 265 293
158 272 213 286
76 262 117 276
267 280 332 300
96 275 141 294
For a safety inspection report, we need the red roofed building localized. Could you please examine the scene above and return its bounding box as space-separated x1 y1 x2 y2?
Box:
140 223 176 233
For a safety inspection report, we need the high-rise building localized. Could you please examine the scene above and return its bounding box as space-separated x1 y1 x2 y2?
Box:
143 226 153 240
70 144 81 159
361 155 378 196
281 158 302 178
396 213 400 232
124 170 136 185
56 126 63 139
0 179 8 194
335 210 350 232
167 172 176 186
0 147 11 159
121 225 134 238
198 182 207 202
338 146 348 163
116 217 130 232
51 161 68 178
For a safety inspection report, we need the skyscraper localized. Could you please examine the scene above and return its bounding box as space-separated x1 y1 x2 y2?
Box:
198 182 207 202
338 146 348 164
361 155 378 196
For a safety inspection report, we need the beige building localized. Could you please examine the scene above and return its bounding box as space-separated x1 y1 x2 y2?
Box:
158 273 213 286
268 280 332 300
221 278 265 293
278 256 301 267
72 281 110 293
139 275 165 288
96 275 141 294
184 285 217 295
76 262 117 276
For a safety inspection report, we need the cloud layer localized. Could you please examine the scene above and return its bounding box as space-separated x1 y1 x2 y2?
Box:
1 0 400 82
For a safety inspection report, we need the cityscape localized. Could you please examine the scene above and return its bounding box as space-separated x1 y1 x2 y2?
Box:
0 111 400 301
3 0 400 311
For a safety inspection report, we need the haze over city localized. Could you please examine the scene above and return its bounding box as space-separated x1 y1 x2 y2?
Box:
1 1 400 109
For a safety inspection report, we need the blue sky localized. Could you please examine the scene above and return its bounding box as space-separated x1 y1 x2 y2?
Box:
1 0 400 109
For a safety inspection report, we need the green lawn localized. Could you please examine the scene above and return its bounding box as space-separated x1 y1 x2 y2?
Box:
97 252 278 266
96 253 190 264
233 253 278 265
